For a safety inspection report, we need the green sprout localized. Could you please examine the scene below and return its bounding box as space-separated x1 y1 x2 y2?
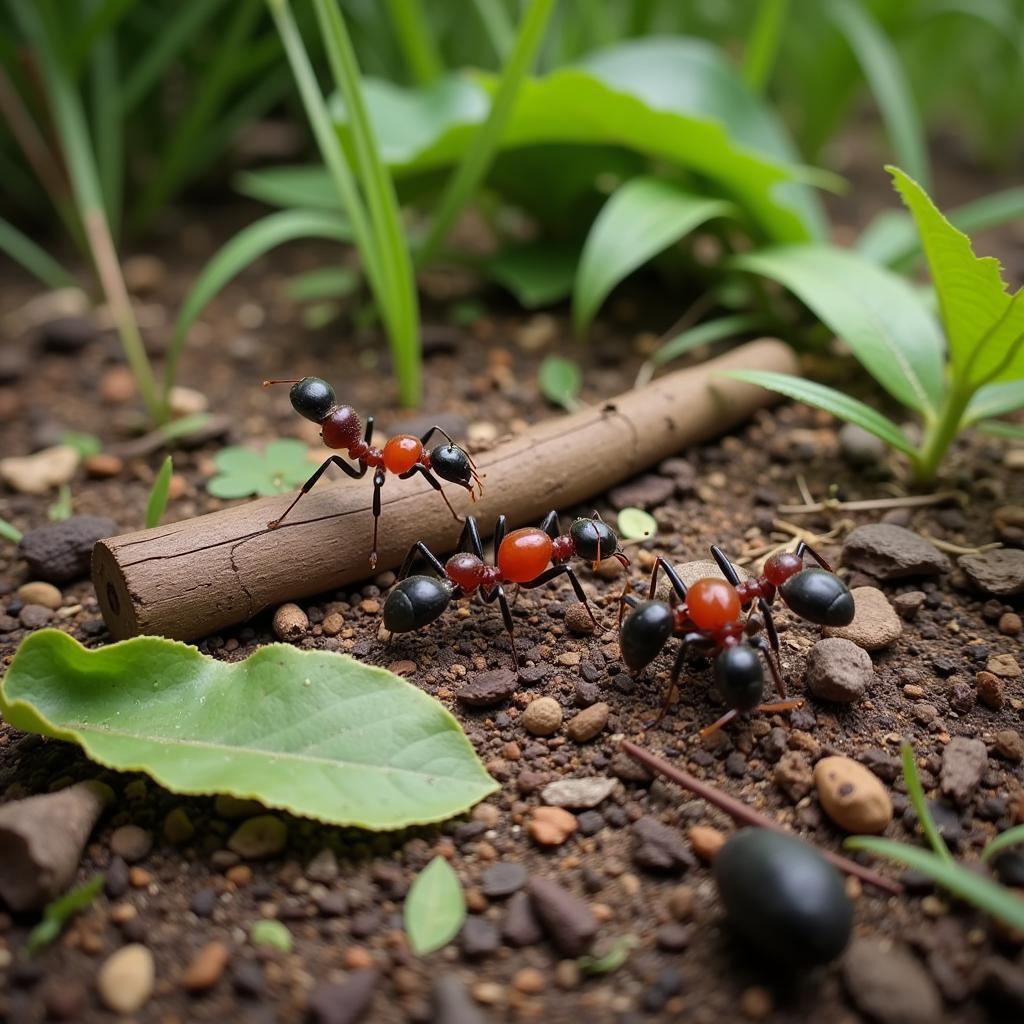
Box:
207 440 314 499
25 874 105 957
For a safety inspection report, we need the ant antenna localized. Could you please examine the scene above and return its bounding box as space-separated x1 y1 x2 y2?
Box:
262 378 302 388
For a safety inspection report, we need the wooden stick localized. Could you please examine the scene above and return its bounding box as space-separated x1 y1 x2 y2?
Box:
620 740 903 896
93 339 797 641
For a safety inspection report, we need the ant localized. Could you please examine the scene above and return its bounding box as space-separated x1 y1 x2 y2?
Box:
619 541 854 736
383 511 629 664
263 376 482 567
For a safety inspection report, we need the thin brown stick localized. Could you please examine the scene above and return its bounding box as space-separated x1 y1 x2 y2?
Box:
620 739 904 896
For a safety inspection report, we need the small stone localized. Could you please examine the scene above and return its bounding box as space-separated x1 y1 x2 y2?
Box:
527 876 599 956
502 891 543 947
522 696 562 736
823 586 901 650
804 637 873 702
959 549 1024 597
842 524 951 579
512 967 545 995
110 825 153 863
564 602 597 635
168 385 208 417
457 669 517 707
608 474 675 510
460 917 500 959
892 591 926 620
631 816 697 873
813 756 893 833
999 612 1022 636
566 702 609 742
40 315 97 352
976 671 1005 710
432 974 486 1024
986 652 1021 678
19 604 51 629
940 736 988 807
689 825 726 862
272 603 308 640
0 445 78 495
124 254 167 294
528 806 577 846
232 962 265 999
307 970 378 1024
306 848 339 883
994 730 1024 764
42 977 87 1019
838 423 887 467
655 922 692 952
481 861 528 898
668 885 695 920
227 815 287 859
182 941 229 992
842 939 942 1024
84 453 124 478
739 985 774 1020
15 581 61 610
163 807 195 845
18 516 118 583
774 750 814 802
541 776 616 809
321 611 344 636
97 944 155 1015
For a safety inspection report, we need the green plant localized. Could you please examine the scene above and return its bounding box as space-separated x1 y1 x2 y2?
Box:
0 519 23 545
538 355 582 410
207 440 314 499
846 741 1024 933
617 508 657 541
725 166 1024 483
47 485 73 523
25 874 105 956
578 935 638 976
0 630 497 830
145 456 173 529
404 855 465 955
249 919 293 953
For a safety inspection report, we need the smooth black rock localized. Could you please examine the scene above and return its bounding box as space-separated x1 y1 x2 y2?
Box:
19 516 118 583
307 970 378 1024
713 828 853 967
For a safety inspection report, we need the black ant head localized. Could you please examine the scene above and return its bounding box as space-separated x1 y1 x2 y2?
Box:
619 600 675 672
288 377 336 423
570 517 620 563
429 443 474 490
714 644 764 712
383 575 452 633
779 568 855 627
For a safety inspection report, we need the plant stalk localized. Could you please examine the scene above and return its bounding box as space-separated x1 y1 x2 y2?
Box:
385 0 443 85
913 385 972 484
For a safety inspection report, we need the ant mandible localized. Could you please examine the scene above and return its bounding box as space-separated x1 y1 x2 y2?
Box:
383 511 629 665
263 376 482 567
619 541 854 736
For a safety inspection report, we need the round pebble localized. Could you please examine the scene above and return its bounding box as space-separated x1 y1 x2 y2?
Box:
522 696 562 736
228 815 288 859
804 637 873 703
182 941 229 992
163 807 195 846
16 581 62 610
109 825 154 863
823 587 901 650
566 702 609 742
564 603 597 636
528 806 577 846
689 825 726 862
97 944 155 1014
813 756 893 833
272 603 308 640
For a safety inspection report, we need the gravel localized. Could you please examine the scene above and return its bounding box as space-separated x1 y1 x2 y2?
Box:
841 524 951 579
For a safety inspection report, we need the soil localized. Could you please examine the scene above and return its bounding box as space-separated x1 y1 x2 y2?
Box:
1 162 1023 1023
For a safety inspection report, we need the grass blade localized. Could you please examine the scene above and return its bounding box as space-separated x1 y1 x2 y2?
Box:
900 740 955 865
0 518 24 544
977 420 1024 441
385 0 443 85
472 0 515 61
982 825 1024 864
636 313 766 386
743 0 790 93
145 455 173 529
0 216 76 290
90 18 122 239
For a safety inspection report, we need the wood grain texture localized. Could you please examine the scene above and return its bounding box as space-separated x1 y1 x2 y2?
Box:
93 339 797 641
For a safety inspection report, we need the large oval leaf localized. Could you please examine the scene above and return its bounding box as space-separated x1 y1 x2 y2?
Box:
574 177 733 334
733 244 946 416
404 856 466 955
0 630 497 830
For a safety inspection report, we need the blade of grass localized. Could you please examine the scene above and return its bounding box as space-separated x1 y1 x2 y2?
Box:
977 420 1024 441
90 14 122 238
69 0 135 72
743 0 789 93
0 518 24 544
472 0 515 61
981 825 1024 864
416 0 556 268
0 216 76 290
145 455 173 528
636 313 766 386
385 0 442 85
900 740 955 865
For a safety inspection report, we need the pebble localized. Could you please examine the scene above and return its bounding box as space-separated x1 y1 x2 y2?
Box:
541 776 616 809
100 365 136 403
655 922 693 951
307 970 378 1024
306 847 339 883
502 891 544 947
522 696 562 736
528 806 577 846
168 384 209 417
774 750 814 802
668 884 695 920
512 967 545 995
892 590 926 619
182 941 229 992
608 474 675 510
19 516 118 583
823 586 901 650
15 581 62 609
84 452 124 478
976 670 1005 710
322 611 344 635
481 861 528 898
959 549 1024 597
228 815 288 859
563 602 596 636
814 756 893 833
19 604 51 629
110 825 153 863
0 445 78 495
999 612 1022 636
460 916 500 959
689 825 726 861
842 939 943 1024
272 603 308 640
565 702 609 742
804 637 873 702
40 315 98 352
432 974 487 1024
631 816 697 873
994 730 1024 763
456 669 517 707
739 985 775 1020
96 944 155 1014
986 652 1021 678
838 423 887 466
527 876 599 956
164 807 195 845
841 524 951 578
42 978 87 1020
941 736 988 807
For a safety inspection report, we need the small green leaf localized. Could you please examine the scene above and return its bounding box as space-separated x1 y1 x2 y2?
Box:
0 630 497 830
617 507 657 541
574 177 733 335
978 420 1024 441
286 266 360 302
966 380 1024 423
578 935 638 975
208 440 314 499
404 856 465 955
722 370 918 457
0 518 24 544
47 485 73 523
25 874 104 956
900 740 955 864
539 356 582 410
249 919 292 952
234 166 344 211
59 432 102 458
145 456 173 529
487 241 578 309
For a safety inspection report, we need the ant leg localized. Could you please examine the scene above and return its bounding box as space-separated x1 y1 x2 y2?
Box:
700 709 739 739
364 416 374 445
794 541 835 573
493 514 507 555
268 455 363 529
520 564 599 629
397 541 447 581
368 469 386 569
410 465 462 523
710 544 742 587
758 597 780 656
755 699 804 715
539 511 560 539
481 585 517 664
645 640 689 729
457 515 485 559
751 635 786 699
646 556 689 602
618 581 637 626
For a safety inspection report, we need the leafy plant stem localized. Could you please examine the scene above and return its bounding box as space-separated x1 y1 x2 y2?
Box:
743 0 789 93
913 385 973 484
415 0 556 268
900 740 955 865
384 0 442 85
472 0 515 61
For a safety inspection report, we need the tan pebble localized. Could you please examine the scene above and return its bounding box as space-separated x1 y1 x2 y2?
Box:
522 697 562 736
100 366 137 404
272 603 308 641
921 895 948 918
182 941 229 992
557 650 582 666
823 587 901 650
387 659 416 676
740 985 774 1020
903 684 925 699
999 613 1022 637
813 756 892 833
594 559 623 581
845 876 862 901
128 867 153 888
555 960 581 990
528 806 577 846
344 947 374 970
167 473 187 500
0 445 78 495
226 865 252 887
97 944 154 1014
987 653 1021 678
688 825 726 862
168 385 208 417
976 670 1005 710
360 598 380 614
110 901 137 924
84 453 124 478
503 742 521 760
994 729 1024 763
321 612 344 636
472 981 505 1005
465 888 488 913
566 702 609 743
16 581 62 609
472 803 500 827
668 884 695 921
513 967 545 995
564 603 597 636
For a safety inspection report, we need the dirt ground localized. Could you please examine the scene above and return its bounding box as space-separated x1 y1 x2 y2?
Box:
1 149 1023 1023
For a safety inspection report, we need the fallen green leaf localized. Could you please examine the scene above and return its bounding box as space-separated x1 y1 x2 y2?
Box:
1 630 497 830
0 518 24 545
25 874 104 956
145 455 173 529
59 432 103 459
404 856 465 955
617 507 657 541
487 241 579 309
249 919 292 952
578 934 638 975
208 439 315 499
538 355 581 410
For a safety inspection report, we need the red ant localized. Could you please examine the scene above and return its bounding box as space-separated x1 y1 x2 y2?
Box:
263 376 482 567
619 542 854 736
383 511 629 664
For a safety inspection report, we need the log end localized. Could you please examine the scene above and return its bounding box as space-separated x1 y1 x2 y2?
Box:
92 540 140 640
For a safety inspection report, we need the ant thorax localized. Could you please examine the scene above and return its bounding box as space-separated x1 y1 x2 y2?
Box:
551 535 575 563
